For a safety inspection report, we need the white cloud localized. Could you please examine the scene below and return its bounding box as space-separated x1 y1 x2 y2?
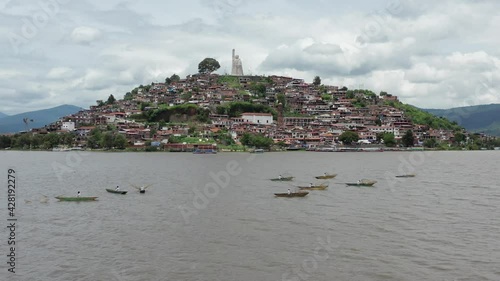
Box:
46 67 75 79
1 0 500 114
70 26 102 44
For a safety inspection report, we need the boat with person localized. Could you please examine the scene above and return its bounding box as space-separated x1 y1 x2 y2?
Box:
315 173 337 179
346 179 377 187
270 176 294 181
55 196 98 201
131 184 153 194
298 183 328 190
395 174 416 178
274 191 309 197
106 188 128 194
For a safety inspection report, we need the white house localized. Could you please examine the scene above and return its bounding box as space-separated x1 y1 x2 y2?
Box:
61 121 75 131
241 113 273 125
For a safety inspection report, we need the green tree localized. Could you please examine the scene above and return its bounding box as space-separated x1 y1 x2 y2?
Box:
214 131 235 146
15 134 32 149
380 91 388 96
424 138 437 148
401 130 415 147
240 133 252 146
124 92 134 100
276 93 286 106
375 118 382 126
321 94 332 101
170 74 180 82
188 126 196 135
100 132 114 149
44 133 60 149
113 134 128 149
87 128 102 148
61 133 74 146
0 135 12 149
240 133 273 148
339 131 359 145
313 76 321 86
382 132 396 147
166 74 181 85
107 94 116 105
198 58 221 74
454 132 466 144
376 132 385 143
250 83 266 97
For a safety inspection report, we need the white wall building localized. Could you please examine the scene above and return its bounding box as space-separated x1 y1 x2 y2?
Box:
61 121 75 131
241 113 273 125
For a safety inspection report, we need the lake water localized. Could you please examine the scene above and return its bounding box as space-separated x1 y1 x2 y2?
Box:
1 150 499 281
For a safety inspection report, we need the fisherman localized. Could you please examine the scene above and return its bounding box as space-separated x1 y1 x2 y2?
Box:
140 186 145 192
324 172 327 176
77 191 81 197
278 175 282 180
115 185 120 191
309 183 313 187
357 180 361 184
287 188 291 195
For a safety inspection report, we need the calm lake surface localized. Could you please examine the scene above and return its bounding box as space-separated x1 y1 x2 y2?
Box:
1 150 499 281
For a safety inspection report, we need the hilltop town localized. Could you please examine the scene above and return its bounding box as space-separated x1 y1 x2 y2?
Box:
4 67 496 152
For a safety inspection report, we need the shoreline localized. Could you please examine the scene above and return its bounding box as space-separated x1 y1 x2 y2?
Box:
1 147 498 153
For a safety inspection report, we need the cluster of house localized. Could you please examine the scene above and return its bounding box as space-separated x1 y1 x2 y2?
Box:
30 73 468 149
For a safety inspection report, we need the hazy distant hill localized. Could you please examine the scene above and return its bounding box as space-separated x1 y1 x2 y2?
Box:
0 105 82 134
425 104 500 136
0 112 8 119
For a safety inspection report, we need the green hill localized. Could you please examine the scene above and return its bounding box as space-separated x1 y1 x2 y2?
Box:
385 101 463 131
425 104 500 136
0 105 82 134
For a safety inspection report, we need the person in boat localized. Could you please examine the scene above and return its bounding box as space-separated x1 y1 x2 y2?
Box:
287 188 291 195
324 172 327 176
357 180 361 184
309 183 313 187
115 185 120 191
140 186 145 192
278 175 282 180
77 191 81 197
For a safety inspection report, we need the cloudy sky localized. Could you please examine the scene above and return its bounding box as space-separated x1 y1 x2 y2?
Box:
1 0 500 115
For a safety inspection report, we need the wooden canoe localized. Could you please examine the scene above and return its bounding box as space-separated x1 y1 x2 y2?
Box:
395 174 416 178
270 176 294 181
315 174 337 179
55 196 98 201
274 191 309 197
106 188 128 194
298 184 328 190
346 182 376 187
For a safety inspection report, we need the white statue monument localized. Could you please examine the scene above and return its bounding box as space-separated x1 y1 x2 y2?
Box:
231 49 244 76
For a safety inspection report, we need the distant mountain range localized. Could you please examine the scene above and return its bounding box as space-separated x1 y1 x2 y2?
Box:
0 105 82 134
0 112 8 119
424 104 500 136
